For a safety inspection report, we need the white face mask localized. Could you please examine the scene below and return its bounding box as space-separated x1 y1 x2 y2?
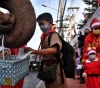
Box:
88 55 96 60
40 23 50 33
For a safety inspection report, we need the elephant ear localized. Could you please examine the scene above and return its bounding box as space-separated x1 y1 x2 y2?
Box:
0 0 36 48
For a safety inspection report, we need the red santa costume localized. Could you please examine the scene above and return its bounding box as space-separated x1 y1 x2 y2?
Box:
82 18 100 63
83 46 100 88
1 45 26 88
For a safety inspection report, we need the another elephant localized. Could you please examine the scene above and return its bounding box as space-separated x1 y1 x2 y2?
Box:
0 0 36 48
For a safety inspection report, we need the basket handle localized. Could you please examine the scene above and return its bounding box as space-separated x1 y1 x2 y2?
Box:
2 35 5 60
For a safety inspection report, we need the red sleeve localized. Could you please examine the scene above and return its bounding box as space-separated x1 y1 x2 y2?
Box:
10 48 19 55
10 45 26 55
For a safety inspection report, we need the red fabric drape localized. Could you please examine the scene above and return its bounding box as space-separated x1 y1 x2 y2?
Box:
97 0 100 4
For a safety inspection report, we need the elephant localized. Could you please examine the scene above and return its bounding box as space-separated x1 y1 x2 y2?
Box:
0 0 36 48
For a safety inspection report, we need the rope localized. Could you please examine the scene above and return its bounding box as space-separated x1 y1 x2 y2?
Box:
1 35 5 60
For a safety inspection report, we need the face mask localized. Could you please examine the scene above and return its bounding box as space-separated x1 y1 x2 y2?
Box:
88 55 96 60
93 30 100 35
40 23 50 33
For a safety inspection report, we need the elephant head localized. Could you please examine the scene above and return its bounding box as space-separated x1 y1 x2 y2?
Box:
0 0 36 48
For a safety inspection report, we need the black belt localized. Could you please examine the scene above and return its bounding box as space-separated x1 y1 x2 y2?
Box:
87 74 100 77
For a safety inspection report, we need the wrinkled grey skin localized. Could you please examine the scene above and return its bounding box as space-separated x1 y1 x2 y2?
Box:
0 0 36 48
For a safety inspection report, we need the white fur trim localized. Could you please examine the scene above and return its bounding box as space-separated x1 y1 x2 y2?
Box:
0 7 10 14
86 59 91 63
86 58 98 63
87 50 96 55
91 22 100 28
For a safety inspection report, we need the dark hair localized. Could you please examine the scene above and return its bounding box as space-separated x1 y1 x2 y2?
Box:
37 12 53 24
84 29 90 32
85 28 89 30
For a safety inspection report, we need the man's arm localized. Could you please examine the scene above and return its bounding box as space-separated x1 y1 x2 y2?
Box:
24 46 58 55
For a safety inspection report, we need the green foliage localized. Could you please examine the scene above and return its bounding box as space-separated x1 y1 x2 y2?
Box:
77 19 88 29
78 0 98 29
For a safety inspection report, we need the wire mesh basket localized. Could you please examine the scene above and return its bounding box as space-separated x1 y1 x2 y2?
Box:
0 55 29 86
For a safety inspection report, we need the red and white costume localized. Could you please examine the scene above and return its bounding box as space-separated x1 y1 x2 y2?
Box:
83 58 100 88
83 44 100 88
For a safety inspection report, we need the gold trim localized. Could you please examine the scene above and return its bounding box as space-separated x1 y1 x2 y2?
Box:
5 77 12 86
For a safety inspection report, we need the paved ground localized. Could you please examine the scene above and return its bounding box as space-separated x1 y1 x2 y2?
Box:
67 78 85 88
23 71 86 88
43 78 86 88
23 71 40 88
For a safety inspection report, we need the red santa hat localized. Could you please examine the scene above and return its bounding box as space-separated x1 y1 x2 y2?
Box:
87 50 96 55
90 18 100 28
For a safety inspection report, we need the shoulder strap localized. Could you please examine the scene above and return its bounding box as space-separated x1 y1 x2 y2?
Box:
48 32 55 46
48 32 63 46
35 33 52 62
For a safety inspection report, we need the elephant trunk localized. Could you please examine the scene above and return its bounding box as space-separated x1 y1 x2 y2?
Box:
0 0 36 48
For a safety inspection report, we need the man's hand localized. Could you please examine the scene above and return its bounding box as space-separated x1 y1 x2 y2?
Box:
0 49 10 59
24 47 34 53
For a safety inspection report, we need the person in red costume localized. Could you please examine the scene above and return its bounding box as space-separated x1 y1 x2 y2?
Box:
0 45 26 88
82 18 100 63
82 45 100 88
